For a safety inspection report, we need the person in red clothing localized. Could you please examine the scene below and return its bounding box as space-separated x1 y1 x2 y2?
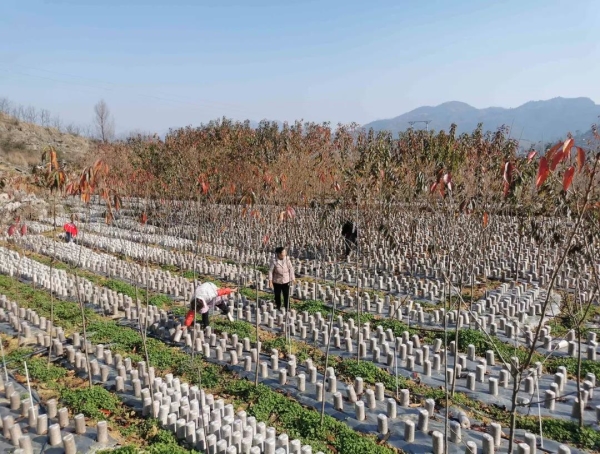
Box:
63 222 78 243
183 282 237 329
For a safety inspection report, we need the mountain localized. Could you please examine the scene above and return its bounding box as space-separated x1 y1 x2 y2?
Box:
363 97 600 142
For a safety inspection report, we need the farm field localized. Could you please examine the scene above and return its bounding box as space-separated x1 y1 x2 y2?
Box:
0 123 599 454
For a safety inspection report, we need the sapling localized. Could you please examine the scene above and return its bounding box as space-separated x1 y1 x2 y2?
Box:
319 204 339 425
23 361 36 423
34 147 66 369
0 336 8 384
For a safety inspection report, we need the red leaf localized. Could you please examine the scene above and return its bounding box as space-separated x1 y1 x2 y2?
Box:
550 149 563 171
7 225 16 236
113 195 122 211
483 212 489 228
536 157 549 189
139 212 148 225
20 224 27 236
527 150 537 163
429 182 437 194
286 206 296 219
201 182 209 195
262 235 270 245
503 181 510 197
576 147 586 172
546 141 563 161
65 182 74 196
563 166 575 192
562 137 574 158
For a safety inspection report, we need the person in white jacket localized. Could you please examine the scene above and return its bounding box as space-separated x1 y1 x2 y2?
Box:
184 282 236 328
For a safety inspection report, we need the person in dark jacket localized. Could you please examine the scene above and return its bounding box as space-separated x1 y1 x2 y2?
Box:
341 220 357 257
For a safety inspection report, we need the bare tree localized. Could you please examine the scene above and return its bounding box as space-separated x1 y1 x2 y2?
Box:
0 97 11 114
123 129 154 141
51 115 62 132
40 109 51 127
12 105 24 120
81 125 94 138
23 105 37 123
94 99 115 143
0 97 95 135
65 123 82 136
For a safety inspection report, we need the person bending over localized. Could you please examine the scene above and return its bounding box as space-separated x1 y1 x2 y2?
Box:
64 221 78 243
184 282 236 329
268 246 295 311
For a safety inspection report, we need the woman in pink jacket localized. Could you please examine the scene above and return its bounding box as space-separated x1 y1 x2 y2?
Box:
184 282 236 329
268 246 295 311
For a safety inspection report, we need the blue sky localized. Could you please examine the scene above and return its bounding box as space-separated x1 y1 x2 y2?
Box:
1 0 598 134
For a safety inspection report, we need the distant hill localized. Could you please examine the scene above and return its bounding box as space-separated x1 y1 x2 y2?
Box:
363 97 600 141
248 120 286 129
0 112 91 173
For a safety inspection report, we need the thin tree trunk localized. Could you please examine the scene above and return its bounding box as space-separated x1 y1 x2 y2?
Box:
505 222 529 453
191 198 203 360
74 273 93 388
576 324 583 427
134 283 152 387
508 370 521 452
47 194 57 367
515 221 524 283
254 264 260 386
320 243 338 425
253 211 264 387
443 256 451 454
451 279 462 397
355 194 361 363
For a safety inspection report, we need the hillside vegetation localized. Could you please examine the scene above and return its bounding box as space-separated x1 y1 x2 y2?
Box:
96 117 600 216
0 112 92 173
